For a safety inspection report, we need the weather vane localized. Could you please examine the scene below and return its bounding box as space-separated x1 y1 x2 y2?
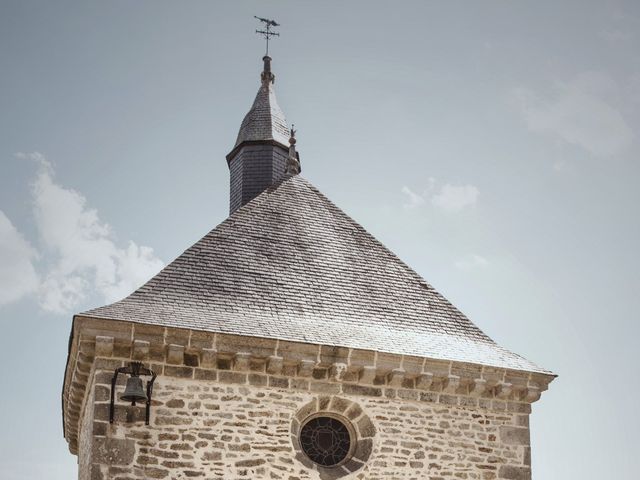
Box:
255 16 280 56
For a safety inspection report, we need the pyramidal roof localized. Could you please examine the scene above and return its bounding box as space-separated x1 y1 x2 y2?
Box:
233 55 290 149
83 175 549 374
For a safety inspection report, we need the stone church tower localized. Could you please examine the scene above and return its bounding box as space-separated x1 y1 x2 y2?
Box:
62 54 555 480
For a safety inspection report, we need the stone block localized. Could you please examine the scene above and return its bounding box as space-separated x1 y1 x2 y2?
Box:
131 324 165 345
376 352 402 373
189 330 214 350
164 328 190 348
359 366 377 384
132 340 150 360
443 375 460 394
298 360 316 377
319 345 350 365
416 373 434 390
353 437 373 462
423 358 450 377
499 465 531 480
387 369 405 387
470 378 487 396
92 438 135 465
248 374 267 386
90 464 104 480
329 363 347 381
496 382 513 399
401 356 425 375
277 340 319 362
342 384 382 397
523 386 540 402
268 376 289 388
499 426 530 445
310 382 341 394
95 336 114 357
163 366 193 378
504 370 530 389
216 334 277 358
233 352 251 371
166 344 184 365
194 369 217 381
266 355 284 374
200 348 217 368
218 371 247 385
349 349 375 368
78 317 132 343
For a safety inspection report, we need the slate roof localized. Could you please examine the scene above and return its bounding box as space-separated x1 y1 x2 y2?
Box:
83 175 549 374
234 76 289 149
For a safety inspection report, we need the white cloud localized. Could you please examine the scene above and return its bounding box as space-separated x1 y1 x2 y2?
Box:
400 186 425 209
431 184 479 212
401 179 479 213
0 211 39 306
511 72 634 157
11 153 165 313
455 254 489 271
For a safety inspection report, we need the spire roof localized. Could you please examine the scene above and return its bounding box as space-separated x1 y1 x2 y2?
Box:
233 56 290 150
82 175 551 375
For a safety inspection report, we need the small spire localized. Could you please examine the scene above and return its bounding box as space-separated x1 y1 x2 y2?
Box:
285 125 301 175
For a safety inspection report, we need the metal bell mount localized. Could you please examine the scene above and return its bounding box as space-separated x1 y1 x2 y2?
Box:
109 361 157 425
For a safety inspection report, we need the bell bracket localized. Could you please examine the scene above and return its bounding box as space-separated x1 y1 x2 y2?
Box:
109 361 157 425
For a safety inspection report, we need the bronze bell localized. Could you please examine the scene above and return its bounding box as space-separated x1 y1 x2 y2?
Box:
120 376 147 405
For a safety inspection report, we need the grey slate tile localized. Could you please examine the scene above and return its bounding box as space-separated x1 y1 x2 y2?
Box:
82 175 549 374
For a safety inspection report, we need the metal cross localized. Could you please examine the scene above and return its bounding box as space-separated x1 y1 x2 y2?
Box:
255 16 280 56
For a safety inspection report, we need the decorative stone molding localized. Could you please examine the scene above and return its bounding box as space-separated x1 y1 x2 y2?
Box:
131 339 149 360
496 382 513 399
329 363 348 382
62 316 555 454
95 336 114 357
166 344 184 365
416 372 434 390
266 355 283 374
443 374 460 394
359 366 377 384
234 352 252 371
387 368 406 387
298 359 315 377
470 378 487 397
200 348 217 368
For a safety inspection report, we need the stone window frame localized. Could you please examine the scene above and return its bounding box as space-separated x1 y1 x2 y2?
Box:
291 396 375 479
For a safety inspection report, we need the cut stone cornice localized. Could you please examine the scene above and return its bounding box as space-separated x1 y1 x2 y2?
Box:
62 317 556 454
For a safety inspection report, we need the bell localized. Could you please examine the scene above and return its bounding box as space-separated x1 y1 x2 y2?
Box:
120 376 147 405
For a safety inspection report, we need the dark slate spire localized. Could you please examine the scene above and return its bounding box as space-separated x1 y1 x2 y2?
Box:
226 56 292 214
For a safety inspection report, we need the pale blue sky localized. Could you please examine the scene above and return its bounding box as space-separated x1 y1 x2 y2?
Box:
1 1 638 479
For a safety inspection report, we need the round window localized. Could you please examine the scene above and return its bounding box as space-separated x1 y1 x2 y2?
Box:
299 416 352 467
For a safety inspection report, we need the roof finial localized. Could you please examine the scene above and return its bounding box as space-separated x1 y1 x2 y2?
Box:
254 16 280 57
285 124 301 175
261 55 275 85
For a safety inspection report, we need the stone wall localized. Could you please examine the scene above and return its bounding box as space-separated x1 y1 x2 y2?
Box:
63 318 550 480
84 364 532 480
